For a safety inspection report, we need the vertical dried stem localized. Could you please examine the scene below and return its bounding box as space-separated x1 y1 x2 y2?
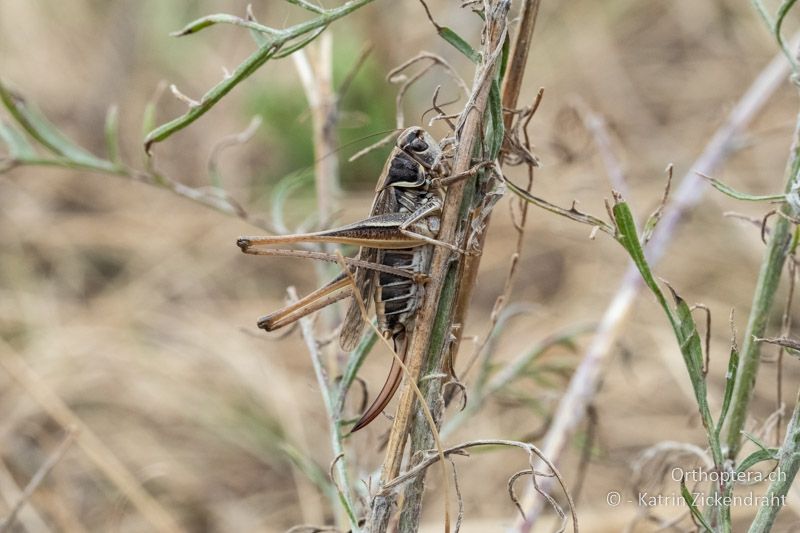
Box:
0 428 77 533
294 33 342 227
291 36 348 525
368 3 511 531
399 2 541 529
289 287 361 532
448 0 541 367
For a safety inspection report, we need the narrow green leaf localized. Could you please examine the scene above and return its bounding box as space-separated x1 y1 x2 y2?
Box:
612 202 664 300
498 30 510 82
679 478 714 532
742 431 772 452
704 174 785 202
104 105 122 167
439 27 480 63
170 14 278 37
737 448 779 473
0 78 113 170
486 79 504 159
145 0 376 152
273 26 327 59
669 288 706 379
0 120 36 159
715 345 740 436
775 0 799 72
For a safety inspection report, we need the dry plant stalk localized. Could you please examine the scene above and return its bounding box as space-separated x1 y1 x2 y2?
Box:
367 1 521 531
447 0 541 378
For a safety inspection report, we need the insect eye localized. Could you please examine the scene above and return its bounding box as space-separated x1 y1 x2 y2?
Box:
409 138 429 153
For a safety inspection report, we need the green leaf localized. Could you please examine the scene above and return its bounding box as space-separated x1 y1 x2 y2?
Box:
679 478 714 532
274 26 327 59
704 174 785 202
669 288 706 380
0 120 36 159
498 30 510 82
145 0 376 152
775 0 799 72
612 202 664 300
486 78 504 159
737 448 779 473
439 27 480 63
715 344 739 436
0 78 113 170
742 430 772 452
170 14 278 37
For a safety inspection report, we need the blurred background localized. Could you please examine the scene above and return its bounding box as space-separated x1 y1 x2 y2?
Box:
1 0 800 531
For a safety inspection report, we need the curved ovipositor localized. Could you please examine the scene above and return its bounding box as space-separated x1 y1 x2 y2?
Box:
349 331 408 433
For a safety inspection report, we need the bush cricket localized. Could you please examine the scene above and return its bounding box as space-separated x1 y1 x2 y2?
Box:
238 127 458 432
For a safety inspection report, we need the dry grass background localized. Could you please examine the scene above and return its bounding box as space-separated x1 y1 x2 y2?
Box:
1 0 800 531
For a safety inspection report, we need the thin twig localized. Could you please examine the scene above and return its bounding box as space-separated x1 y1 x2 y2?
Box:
144 0 378 152
0 338 183 533
775 257 796 444
445 0 543 412
290 287 360 532
0 428 78 533
382 439 578 531
349 52 468 163
293 34 341 229
0 77 278 233
207 116 262 187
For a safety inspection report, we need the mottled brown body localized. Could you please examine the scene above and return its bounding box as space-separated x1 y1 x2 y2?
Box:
238 127 448 432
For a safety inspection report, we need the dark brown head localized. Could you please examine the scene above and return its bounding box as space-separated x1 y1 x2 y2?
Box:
396 127 444 175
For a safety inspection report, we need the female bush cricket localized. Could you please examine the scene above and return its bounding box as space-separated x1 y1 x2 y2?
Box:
238 127 460 432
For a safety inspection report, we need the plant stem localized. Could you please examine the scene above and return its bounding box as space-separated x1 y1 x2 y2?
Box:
368 3 510 532
447 0 541 376
144 0 377 152
747 389 800 532
398 265 460 532
512 38 796 530
290 287 361 532
724 103 800 460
